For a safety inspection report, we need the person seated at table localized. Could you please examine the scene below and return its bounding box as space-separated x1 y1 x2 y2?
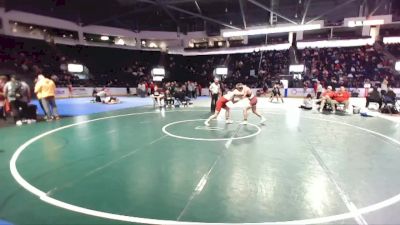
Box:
164 89 174 107
382 87 396 105
151 86 165 107
332 86 350 112
365 86 382 109
319 86 335 113
174 85 190 104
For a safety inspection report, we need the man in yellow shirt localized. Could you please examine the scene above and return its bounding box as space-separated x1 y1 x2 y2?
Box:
34 74 60 121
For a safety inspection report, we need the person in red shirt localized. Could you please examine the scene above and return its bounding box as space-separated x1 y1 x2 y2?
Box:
0 75 7 120
145 82 149 96
333 86 350 111
150 82 155 95
204 91 235 126
313 81 318 96
204 86 244 126
319 86 335 113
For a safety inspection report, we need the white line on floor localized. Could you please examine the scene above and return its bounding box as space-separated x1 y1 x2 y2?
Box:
224 124 242 149
10 109 400 225
176 153 222 221
177 123 243 219
305 136 368 225
177 124 243 220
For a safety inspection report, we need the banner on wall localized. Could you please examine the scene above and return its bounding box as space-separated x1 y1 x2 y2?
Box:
55 87 137 98
72 87 92 97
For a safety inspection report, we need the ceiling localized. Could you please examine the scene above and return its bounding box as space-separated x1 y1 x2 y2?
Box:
2 0 395 33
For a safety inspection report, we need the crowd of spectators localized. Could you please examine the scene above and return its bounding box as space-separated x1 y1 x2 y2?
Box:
1 34 399 93
0 35 158 88
137 80 200 99
258 50 289 87
299 46 400 89
0 35 85 87
0 34 291 91
218 50 289 89
164 50 288 90
172 55 226 87
386 43 400 57
135 80 201 108
225 51 260 88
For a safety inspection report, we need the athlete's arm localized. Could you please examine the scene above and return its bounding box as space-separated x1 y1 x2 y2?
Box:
231 98 239 104
232 89 245 97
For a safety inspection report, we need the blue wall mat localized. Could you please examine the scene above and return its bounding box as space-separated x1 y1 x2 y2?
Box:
0 219 14 225
31 97 153 116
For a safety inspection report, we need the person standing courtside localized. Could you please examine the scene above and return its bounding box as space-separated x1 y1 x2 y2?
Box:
209 78 221 112
35 74 60 121
0 75 7 120
4 75 26 125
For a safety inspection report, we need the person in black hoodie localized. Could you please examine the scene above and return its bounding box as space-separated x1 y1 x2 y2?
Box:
383 87 396 105
365 86 382 109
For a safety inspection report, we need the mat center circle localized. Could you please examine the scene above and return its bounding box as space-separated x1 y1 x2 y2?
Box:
162 119 262 141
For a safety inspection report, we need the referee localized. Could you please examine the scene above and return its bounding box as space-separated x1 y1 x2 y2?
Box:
209 78 221 112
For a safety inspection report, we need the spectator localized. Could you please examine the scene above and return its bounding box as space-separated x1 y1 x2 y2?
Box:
300 46 399 89
137 81 146 98
67 80 73 98
17 78 31 122
126 83 130 95
149 82 155 95
174 85 189 104
34 74 60 121
365 86 382 109
187 81 194 98
164 89 174 107
0 75 8 120
19 78 31 105
197 82 202 97
316 80 323 99
299 94 313 110
319 86 335 113
382 87 397 105
333 86 350 111
3 75 26 125
151 85 165 107
381 76 389 92
33 78 48 118
189 81 196 99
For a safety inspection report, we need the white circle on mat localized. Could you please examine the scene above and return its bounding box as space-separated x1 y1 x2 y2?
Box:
8 110 400 225
162 119 261 141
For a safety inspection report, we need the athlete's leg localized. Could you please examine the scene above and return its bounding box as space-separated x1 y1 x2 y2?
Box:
252 105 266 124
251 105 262 117
241 106 250 124
225 107 233 124
205 110 220 126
